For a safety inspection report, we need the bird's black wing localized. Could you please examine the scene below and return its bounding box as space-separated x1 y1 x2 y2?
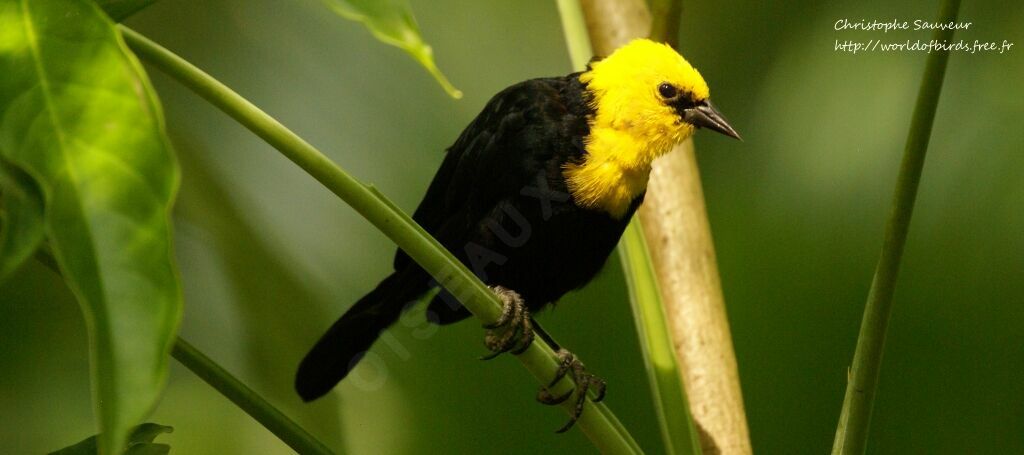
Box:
393 75 591 271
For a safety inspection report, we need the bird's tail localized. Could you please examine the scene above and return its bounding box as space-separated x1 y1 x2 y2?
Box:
295 268 427 401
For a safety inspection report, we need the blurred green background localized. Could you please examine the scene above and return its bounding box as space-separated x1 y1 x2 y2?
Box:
2 0 1022 453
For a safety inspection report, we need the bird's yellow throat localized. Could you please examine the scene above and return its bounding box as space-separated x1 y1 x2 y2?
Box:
562 127 675 219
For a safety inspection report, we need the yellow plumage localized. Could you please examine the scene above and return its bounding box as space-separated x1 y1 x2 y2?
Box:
565 39 711 218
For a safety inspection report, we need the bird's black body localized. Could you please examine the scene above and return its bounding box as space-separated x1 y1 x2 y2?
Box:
296 74 642 401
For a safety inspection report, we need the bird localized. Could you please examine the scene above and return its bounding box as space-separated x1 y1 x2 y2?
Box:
296 38 740 429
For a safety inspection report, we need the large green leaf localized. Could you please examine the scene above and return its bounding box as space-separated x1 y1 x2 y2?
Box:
94 0 157 21
0 1 181 454
50 423 173 455
0 159 45 282
322 0 462 98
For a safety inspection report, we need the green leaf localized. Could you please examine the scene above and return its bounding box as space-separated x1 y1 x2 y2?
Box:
322 0 462 99
0 159 45 282
93 0 157 21
0 1 181 454
124 423 174 446
50 423 173 455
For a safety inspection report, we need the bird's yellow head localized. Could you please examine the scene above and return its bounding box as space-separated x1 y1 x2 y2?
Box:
580 39 739 166
567 39 739 219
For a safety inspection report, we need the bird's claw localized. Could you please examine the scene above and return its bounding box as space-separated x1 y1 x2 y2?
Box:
480 286 534 360
479 289 604 433
536 349 607 433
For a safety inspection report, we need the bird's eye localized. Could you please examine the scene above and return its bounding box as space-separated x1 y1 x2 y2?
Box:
657 83 678 99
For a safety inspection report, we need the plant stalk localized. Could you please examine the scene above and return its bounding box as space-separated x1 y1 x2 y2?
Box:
171 338 334 455
556 0 700 453
119 26 641 454
649 0 683 47
619 223 701 455
556 0 593 68
831 0 961 453
644 1 753 452
29 246 334 454
575 0 752 452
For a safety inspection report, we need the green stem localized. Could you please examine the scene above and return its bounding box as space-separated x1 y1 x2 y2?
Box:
119 26 641 454
831 0 961 453
29 244 331 455
28 246 334 454
619 222 701 455
171 338 334 455
556 0 593 67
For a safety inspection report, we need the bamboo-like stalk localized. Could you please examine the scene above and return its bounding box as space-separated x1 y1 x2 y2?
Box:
578 0 752 453
118 26 642 454
557 1 700 453
561 1 704 452
831 0 961 453
649 0 683 48
639 140 749 455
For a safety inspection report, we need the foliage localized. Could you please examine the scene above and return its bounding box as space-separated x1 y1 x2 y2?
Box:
0 162 44 282
50 423 173 455
0 1 180 452
321 0 462 98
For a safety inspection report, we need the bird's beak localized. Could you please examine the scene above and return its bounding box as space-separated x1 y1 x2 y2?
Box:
683 100 742 140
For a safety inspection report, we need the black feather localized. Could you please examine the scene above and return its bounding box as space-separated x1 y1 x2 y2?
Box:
295 268 428 401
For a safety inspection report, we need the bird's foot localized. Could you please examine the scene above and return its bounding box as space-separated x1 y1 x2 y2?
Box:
536 348 607 433
480 286 534 360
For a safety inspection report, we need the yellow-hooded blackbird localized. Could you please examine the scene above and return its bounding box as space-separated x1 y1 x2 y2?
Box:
296 39 739 428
